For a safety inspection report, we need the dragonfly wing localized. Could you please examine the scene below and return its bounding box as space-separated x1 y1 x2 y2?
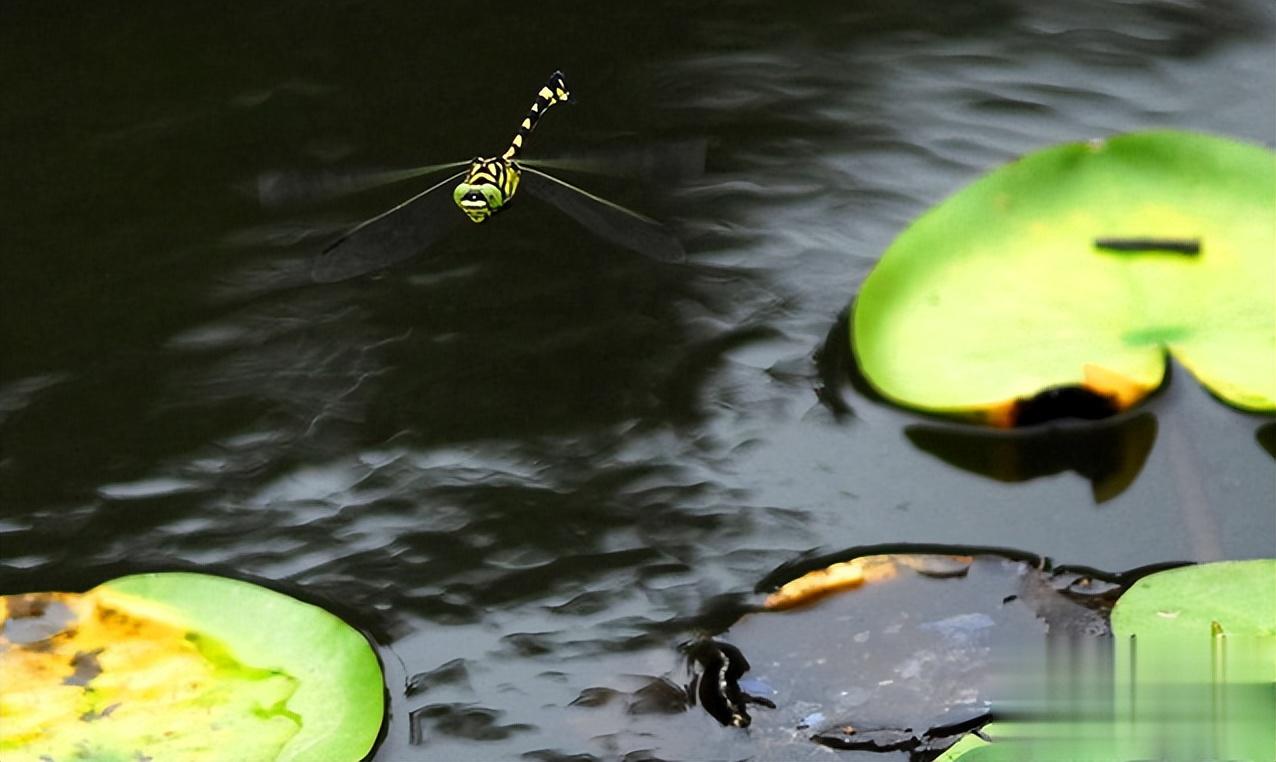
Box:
310 169 467 283
521 167 685 263
257 161 469 207
520 139 707 183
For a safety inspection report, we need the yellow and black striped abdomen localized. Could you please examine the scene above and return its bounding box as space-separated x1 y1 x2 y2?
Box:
501 70 572 161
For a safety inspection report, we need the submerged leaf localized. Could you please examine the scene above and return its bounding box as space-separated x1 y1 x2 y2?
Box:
852 130 1276 425
763 554 972 610
0 573 383 762
762 556 891 610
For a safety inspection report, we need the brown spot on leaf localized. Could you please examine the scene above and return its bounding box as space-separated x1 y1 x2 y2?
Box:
64 648 104 686
80 702 121 722
7 594 53 619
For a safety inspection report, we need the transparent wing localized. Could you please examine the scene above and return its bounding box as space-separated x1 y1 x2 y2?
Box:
521 138 706 183
310 169 467 283
520 167 685 263
256 161 469 207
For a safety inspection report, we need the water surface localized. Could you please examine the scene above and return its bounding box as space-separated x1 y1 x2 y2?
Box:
2 1 1273 759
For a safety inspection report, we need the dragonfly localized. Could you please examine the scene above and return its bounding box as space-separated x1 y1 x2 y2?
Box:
310 71 685 283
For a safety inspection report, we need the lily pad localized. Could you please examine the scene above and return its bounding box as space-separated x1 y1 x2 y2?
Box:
0 572 384 761
1111 558 1276 644
677 548 1132 755
939 560 1276 761
852 130 1276 426
1111 560 1276 761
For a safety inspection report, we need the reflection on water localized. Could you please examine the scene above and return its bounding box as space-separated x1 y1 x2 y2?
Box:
906 414 1158 504
1257 423 1276 460
821 309 1162 503
1 0 1273 758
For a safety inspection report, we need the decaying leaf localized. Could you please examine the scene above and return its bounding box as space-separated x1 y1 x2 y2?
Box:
763 554 972 610
0 573 383 762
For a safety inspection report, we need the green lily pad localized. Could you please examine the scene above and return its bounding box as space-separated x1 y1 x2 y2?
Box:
1111 560 1276 760
1111 558 1276 677
939 560 1276 760
852 130 1276 426
1111 558 1276 639
0 572 384 761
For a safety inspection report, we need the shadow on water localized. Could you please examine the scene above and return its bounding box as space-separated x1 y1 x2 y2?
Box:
818 309 1161 503
904 416 1158 504
1257 423 1276 460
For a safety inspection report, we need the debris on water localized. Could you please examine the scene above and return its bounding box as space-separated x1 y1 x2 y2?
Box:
405 658 471 697
763 554 974 611
796 711 825 730
568 686 623 709
685 639 776 728
627 678 688 716
899 555 974 579
1013 567 1115 637
811 724 919 752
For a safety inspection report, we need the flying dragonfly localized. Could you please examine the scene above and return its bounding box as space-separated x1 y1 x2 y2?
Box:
310 71 685 283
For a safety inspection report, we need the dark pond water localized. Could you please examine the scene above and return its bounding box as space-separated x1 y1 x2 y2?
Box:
2 1 1273 759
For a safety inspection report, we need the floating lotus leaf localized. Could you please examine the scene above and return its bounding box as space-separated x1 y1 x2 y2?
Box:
852 130 1276 426
0 572 383 762
669 548 1134 755
1111 558 1276 680
1111 558 1276 638
1111 559 1275 759
939 560 1276 760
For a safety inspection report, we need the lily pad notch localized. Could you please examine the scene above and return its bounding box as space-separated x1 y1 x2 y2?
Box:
851 130 1276 426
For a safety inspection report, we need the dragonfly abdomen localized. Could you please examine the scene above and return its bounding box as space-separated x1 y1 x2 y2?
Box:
501 70 572 162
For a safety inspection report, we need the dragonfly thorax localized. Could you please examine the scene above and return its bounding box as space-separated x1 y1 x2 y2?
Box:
452 156 521 223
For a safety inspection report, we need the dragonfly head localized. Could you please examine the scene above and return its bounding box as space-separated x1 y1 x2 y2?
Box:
453 183 503 223
453 157 515 223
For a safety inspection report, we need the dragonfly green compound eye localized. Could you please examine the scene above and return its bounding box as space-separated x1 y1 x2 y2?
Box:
452 182 506 223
